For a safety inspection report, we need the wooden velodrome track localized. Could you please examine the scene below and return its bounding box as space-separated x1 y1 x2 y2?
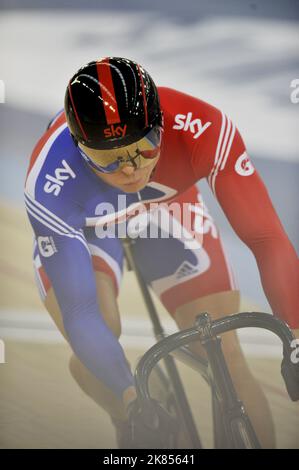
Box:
0 202 298 449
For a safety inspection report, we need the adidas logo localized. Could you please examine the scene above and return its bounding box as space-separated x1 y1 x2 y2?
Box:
175 261 198 280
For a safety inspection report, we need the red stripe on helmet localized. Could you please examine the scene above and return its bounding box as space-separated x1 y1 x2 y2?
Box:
137 64 148 127
68 82 88 141
96 59 120 125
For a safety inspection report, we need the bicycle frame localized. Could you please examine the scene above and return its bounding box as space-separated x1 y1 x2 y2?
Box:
122 237 202 448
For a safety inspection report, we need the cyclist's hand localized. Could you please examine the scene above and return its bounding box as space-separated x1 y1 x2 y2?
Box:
127 398 179 449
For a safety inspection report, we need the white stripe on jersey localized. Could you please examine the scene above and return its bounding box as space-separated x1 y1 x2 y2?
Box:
26 204 89 250
220 124 236 171
25 122 68 198
208 111 226 189
25 192 85 239
33 255 47 300
88 243 122 291
49 110 64 129
211 116 232 193
25 193 89 251
208 113 236 195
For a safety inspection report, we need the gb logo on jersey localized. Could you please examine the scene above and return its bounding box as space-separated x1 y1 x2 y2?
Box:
38 236 57 258
173 112 211 139
44 160 76 196
235 152 255 176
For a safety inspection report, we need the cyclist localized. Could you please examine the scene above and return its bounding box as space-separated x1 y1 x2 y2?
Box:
24 57 298 448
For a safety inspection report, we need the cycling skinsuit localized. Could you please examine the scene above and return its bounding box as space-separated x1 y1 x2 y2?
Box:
25 87 299 398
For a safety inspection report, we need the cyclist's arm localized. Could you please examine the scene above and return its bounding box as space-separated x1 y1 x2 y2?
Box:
215 156 298 330
25 196 134 399
192 121 299 330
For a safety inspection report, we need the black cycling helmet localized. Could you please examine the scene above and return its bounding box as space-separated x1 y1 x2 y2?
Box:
65 57 163 150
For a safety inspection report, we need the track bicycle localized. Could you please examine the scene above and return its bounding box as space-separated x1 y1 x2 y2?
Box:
122 237 299 449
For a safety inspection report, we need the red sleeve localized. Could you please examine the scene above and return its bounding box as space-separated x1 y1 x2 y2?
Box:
192 109 299 328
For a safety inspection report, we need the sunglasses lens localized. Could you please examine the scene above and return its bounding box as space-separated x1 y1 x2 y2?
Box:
145 126 161 147
138 147 160 159
78 148 120 173
78 125 162 173
98 160 121 173
136 126 162 160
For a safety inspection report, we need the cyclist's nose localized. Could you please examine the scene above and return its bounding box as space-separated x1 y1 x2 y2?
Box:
121 164 136 176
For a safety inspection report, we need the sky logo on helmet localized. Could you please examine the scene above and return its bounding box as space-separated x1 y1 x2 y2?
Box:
104 124 127 138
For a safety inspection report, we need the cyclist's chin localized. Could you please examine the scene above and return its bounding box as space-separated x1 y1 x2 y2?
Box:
119 178 148 193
